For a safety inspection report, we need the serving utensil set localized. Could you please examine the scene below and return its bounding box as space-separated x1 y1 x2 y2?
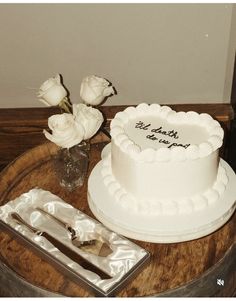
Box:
11 208 113 279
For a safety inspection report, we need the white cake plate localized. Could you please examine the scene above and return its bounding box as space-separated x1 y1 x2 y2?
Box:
88 147 236 243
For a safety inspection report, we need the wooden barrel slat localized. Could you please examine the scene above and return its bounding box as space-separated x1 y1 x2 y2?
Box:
0 142 235 297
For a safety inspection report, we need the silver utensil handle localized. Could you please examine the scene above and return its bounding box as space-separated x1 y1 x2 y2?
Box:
35 208 76 236
11 213 43 235
36 208 68 227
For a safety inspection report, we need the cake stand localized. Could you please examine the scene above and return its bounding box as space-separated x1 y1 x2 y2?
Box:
88 144 236 243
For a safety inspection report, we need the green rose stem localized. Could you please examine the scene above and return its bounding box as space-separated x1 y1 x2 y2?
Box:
59 97 73 114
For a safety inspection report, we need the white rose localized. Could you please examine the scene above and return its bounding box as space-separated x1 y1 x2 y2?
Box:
80 75 114 106
73 103 104 140
38 74 67 106
43 113 84 148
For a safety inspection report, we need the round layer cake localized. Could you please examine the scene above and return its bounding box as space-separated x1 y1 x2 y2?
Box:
88 103 236 242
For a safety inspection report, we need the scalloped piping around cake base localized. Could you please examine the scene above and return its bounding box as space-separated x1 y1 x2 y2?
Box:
101 154 228 216
88 158 236 243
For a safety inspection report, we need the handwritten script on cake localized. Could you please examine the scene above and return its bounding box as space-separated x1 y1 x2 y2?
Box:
135 121 190 149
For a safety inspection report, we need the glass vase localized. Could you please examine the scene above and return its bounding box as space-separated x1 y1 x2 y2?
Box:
53 141 90 191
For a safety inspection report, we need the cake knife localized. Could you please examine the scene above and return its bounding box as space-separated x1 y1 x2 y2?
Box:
35 207 113 257
11 212 111 279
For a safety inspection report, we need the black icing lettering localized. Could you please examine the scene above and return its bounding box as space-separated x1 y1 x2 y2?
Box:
168 143 190 149
168 130 179 139
151 126 179 139
135 121 151 130
146 134 158 141
151 126 162 133
159 139 170 145
134 120 189 146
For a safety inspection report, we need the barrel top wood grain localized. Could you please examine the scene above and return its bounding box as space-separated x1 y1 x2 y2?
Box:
0 141 235 297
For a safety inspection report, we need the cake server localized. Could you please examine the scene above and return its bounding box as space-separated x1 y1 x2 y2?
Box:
11 212 111 279
35 207 112 257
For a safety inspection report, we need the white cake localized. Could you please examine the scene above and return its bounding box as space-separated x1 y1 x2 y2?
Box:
102 103 227 215
88 103 236 242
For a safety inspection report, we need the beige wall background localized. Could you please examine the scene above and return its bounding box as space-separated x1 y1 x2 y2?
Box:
0 3 235 108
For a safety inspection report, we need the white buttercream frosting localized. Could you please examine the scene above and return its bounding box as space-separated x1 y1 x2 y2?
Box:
101 154 228 216
110 103 223 162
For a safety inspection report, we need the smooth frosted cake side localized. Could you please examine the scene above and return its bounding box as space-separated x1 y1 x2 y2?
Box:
101 103 228 215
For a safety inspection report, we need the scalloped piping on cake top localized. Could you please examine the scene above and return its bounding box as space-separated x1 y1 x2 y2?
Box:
101 154 228 216
110 103 224 162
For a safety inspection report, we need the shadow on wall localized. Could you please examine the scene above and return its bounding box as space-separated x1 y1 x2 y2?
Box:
227 53 236 172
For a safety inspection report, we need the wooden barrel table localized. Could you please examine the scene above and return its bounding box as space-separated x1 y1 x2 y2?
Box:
0 141 235 297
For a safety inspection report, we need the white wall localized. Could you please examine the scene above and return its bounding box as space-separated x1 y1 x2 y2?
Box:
0 3 235 108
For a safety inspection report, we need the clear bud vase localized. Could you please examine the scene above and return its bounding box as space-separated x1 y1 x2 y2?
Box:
54 141 90 191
